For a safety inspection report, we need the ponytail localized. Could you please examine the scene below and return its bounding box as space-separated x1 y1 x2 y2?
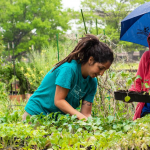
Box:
52 34 114 72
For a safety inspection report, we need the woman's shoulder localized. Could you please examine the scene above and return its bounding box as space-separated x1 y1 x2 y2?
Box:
139 51 150 63
51 60 78 77
142 51 149 58
60 60 78 71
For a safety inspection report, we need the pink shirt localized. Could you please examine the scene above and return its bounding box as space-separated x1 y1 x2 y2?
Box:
129 33 150 120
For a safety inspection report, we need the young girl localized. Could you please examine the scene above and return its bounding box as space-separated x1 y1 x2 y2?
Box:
23 34 114 120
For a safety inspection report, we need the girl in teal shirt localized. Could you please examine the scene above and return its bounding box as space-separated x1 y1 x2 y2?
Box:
23 34 114 121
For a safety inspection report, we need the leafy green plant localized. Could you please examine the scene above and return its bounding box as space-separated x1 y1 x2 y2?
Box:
0 82 8 102
0 94 149 150
0 101 150 150
20 46 58 92
0 45 62 94
0 61 28 94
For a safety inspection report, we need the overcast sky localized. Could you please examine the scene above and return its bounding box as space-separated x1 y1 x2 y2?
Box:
61 0 81 11
61 0 82 33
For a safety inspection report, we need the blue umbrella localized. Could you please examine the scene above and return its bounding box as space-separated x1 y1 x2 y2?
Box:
120 2 150 47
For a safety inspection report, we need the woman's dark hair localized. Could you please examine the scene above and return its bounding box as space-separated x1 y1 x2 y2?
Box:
52 34 114 71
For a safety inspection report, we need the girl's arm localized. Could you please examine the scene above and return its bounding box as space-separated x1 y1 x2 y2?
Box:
80 100 92 118
54 85 87 120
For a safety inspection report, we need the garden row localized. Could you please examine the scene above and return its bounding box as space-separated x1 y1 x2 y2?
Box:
0 106 150 149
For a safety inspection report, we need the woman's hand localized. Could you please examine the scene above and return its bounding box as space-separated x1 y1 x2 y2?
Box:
78 114 88 121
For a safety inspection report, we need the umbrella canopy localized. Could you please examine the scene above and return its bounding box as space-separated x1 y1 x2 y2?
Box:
120 2 150 47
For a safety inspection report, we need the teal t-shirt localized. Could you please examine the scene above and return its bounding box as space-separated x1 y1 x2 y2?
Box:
25 60 97 115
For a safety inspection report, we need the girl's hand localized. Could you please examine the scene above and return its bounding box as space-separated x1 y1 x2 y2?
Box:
78 114 88 121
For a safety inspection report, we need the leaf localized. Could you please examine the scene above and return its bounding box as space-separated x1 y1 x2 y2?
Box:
68 125 72 132
124 125 131 132
121 71 128 77
57 128 62 132
125 96 131 102
87 136 97 143
98 126 103 131
141 143 147 150
107 116 114 122
94 118 101 126
110 72 116 79
94 130 101 135
127 77 132 85
135 75 142 80
71 115 77 121
80 118 87 121
77 128 82 132
26 114 31 123
113 124 117 129
87 117 93 123
145 83 149 89
132 76 136 81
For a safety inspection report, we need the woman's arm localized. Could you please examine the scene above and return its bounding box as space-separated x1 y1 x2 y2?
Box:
80 100 92 117
54 85 87 120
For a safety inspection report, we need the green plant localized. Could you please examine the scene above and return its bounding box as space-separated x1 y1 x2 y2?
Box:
0 46 59 94
0 61 28 94
0 82 8 102
21 46 58 92
0 100 150 150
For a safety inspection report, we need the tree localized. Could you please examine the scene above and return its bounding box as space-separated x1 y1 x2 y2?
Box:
77 0 149 52
0 0 70 57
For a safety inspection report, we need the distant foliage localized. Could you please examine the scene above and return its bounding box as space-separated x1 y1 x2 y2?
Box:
0 0 70 56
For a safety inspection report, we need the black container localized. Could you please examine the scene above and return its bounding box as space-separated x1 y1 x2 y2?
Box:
114 90 150 103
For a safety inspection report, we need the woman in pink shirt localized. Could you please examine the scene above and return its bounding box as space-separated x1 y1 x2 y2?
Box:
129 33 150 120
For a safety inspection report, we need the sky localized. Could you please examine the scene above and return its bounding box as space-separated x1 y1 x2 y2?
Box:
61 0 82 33
61 0 81 11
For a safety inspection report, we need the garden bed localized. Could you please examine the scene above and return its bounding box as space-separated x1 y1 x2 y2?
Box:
0 110 150 150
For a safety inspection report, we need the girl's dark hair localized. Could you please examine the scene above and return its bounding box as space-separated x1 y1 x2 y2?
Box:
52 34 114 71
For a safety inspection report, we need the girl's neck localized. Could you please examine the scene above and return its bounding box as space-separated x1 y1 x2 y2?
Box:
81 63 88 79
